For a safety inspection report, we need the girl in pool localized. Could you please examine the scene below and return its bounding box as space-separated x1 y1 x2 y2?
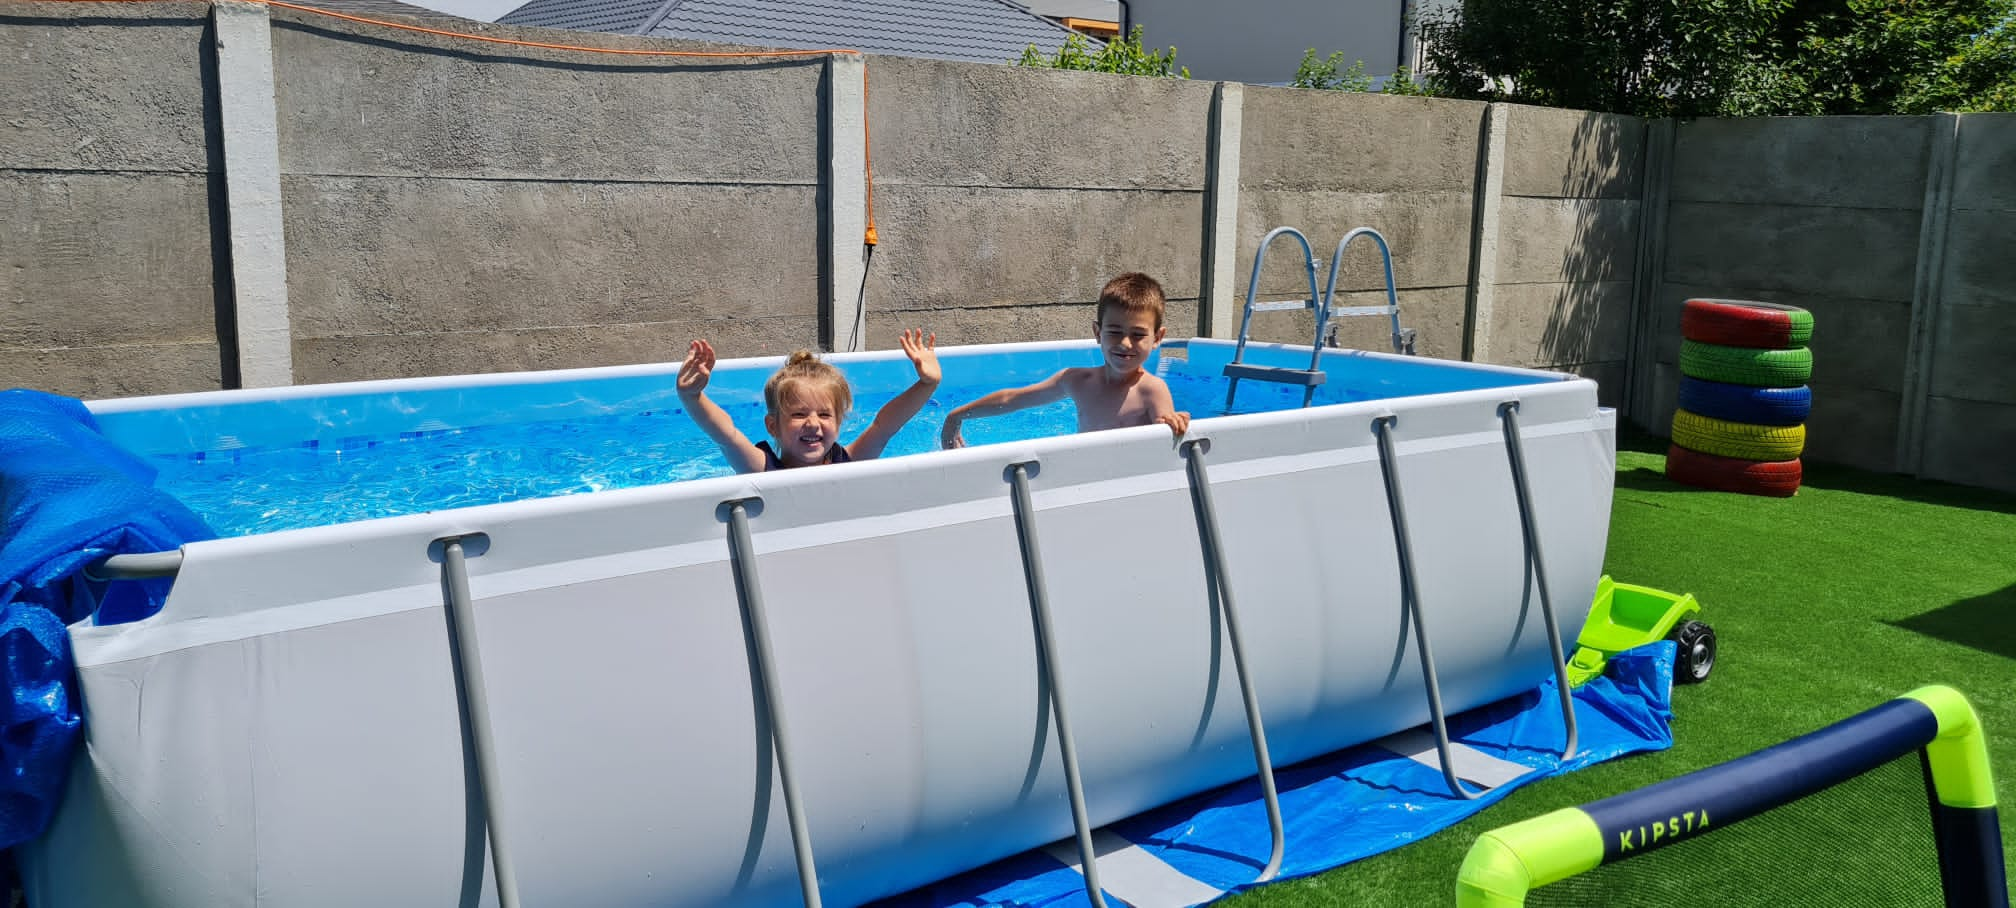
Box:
676 329 941 472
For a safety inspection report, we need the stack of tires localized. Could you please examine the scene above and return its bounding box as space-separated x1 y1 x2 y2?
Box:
1667 299 1813 497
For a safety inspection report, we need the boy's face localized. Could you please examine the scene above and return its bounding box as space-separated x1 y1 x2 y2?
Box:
765 385 842 467
1095 308 1166 375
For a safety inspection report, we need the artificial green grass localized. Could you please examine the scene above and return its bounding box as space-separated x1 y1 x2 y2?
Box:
1223 432 2016 906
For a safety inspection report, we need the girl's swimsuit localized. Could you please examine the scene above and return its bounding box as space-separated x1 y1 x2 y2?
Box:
755 440 852 471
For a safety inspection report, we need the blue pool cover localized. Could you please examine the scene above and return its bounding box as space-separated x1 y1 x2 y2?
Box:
0 390 214 849
876 645 1675 908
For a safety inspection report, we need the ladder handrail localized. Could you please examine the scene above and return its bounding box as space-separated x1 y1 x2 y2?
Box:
1006 463 1110 908
436 534 525 908
1225 227 1326 411
1322 227 1407 355
1180 439 1287 881
1498 402 1580 761
1371 416 1479 801
724 500 825 908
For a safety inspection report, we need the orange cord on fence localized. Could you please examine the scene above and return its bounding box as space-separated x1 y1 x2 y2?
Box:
45 0 880 245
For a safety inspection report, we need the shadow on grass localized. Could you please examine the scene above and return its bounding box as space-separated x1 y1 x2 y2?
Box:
1889 584 2016 661
1615 427 2016 516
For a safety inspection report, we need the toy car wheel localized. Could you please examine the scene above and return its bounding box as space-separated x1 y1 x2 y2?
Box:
1669 620 1717 684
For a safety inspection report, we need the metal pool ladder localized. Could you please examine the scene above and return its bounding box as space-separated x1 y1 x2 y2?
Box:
1223 226 1416 410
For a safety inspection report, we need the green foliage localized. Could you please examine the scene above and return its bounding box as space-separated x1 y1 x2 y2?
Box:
1413 0 2016 116
1380 65 1433 97
1015 26 1189 78
1290 49 1374 91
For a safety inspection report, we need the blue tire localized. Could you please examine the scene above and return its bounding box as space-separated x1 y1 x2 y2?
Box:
1677 377 1811 426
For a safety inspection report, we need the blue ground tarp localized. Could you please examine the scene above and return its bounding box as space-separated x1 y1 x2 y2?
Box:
877 644 1676 908
0 389 213 849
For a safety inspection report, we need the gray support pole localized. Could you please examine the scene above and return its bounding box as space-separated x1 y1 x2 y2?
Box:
1180 440 1286 881
1202 82 1245 339
1372 416 1477 801
823 54 869 354
724 501 824 908
1006 464 1109 908
1897 113 1960 476
211 0 294 388
1625 120 1676 428
437 536 523 908
1462 103 1508 364
1496 402 1578 761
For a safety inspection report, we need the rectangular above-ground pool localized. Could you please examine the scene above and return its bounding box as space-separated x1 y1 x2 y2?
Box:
22 338 1617 908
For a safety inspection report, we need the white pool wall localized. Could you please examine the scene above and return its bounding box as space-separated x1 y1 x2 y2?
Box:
27 339 1615 908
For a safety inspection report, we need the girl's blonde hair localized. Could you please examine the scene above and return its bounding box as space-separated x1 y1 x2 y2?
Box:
763 350 852 417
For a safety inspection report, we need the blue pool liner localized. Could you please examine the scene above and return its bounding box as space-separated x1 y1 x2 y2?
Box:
876 643 1676 908
0 389 214 849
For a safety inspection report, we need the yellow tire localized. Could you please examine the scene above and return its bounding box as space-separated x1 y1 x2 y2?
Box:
1670 409 1805 460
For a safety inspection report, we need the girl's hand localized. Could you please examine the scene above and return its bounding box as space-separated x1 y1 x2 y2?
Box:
1158 411 1191 436
900 329 941 386
940 413 966 449
677 339 716 397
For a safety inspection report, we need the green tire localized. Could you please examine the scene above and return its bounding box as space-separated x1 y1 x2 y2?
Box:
1679 340 1813 387
1671 409 1806 460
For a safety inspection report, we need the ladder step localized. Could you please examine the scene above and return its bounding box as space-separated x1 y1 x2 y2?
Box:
1329 304 1399 317
1251 299 1316 312
1224 363 1327 386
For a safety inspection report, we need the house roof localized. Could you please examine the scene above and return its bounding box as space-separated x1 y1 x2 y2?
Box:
496 0 1087 65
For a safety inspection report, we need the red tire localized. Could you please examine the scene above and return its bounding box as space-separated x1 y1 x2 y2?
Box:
1664 444 1802 497
1680 298 1814 349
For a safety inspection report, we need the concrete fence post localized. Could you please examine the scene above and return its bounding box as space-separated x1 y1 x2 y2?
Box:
1896 113 1960 476
1462 103 1508 363
1201 81 1244 339
824 54 869 353
212 0 294 388
1625 119 1675 427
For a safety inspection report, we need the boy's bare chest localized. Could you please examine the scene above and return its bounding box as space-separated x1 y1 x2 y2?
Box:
1071 379 1152 429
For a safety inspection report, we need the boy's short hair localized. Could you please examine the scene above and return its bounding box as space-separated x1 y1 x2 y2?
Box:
1096 272 1167 329
764 350 853 417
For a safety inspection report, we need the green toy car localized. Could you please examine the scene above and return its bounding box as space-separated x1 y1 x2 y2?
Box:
1566 575 1717 687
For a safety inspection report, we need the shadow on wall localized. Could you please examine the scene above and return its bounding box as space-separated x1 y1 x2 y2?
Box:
1530 112 1639 398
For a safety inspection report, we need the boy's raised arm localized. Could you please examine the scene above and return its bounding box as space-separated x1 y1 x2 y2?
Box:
1146 376 1191 437
940 369 1072 449
677 339 768 474
847 329 942 461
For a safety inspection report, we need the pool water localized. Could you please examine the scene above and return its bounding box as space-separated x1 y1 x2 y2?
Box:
148 369 1359 537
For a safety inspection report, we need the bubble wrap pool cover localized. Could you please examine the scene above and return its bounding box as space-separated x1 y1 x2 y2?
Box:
0 389 213 849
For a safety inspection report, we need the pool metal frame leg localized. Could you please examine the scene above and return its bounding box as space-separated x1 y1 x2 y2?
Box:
1371 416 1480 801
1005 463 1110 908
436 534 524 908
1180 439 1287 881
724 499 825 908
1498 401 1580 761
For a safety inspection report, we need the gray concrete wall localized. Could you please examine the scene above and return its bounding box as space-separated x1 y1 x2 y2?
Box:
1487 105 1643 406
266 8 826 382
1126 0 1406 85
861 55 1214 347
0 3 229 399
1234 87 1484 360
1919 115 2016 492
1646 116 1934 473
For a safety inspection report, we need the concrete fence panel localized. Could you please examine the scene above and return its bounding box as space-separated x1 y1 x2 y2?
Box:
1919 113 2016 493
267 9 827 381
0 2 229 398
1234 89 1484 359
1649 115 1937 473
862 57 1214 346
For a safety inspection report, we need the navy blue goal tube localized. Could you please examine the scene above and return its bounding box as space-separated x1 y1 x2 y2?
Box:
1582 698 1938 863
1676 377 1812 426
1923 749 2011 908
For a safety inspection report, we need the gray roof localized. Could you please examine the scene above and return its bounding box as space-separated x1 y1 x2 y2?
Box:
497 0 1087 65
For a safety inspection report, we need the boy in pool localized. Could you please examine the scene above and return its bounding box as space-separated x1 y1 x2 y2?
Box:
940 272 1190 448
678 329 941 472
